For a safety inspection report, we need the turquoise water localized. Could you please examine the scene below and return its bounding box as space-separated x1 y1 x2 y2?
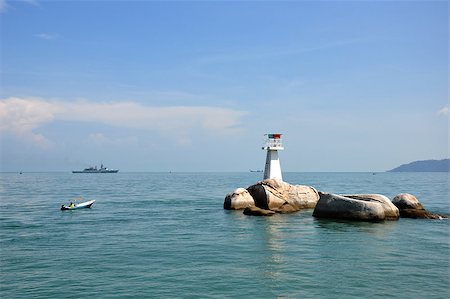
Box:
1 172 449 298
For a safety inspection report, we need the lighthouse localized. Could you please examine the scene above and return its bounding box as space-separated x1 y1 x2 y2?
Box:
262 133 284 181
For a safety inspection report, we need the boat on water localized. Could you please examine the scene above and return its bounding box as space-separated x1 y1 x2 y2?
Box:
72 164 118 173
61 199 95 210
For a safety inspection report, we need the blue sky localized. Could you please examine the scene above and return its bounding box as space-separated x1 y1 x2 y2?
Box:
0 0 448 172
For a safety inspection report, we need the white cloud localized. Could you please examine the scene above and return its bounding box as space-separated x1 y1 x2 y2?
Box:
0 97 60 146
437 106 449 117
0 97 246 146
35 33 58 40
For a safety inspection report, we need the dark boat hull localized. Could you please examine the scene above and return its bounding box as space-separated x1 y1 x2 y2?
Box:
72 170 119 173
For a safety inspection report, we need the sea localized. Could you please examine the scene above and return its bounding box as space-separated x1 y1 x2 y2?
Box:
0 172 449 298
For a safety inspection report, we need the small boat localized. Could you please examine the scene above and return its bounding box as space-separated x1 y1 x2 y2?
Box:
61 199 95 210
72 163 118 173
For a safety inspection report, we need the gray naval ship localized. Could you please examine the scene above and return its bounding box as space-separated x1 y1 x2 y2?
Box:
72 164 119 173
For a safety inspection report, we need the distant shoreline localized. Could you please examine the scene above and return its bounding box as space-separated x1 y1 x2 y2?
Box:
388 159 450 172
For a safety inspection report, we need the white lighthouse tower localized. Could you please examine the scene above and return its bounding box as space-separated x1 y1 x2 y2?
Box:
262 133 284 181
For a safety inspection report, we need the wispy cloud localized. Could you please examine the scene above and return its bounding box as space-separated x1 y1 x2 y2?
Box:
35 33 59 40
0 97 246 146
0 0 8 12
1 0 39 13
193 37 371 66
87 132 138 146
21 0 39 5
437 106 449 117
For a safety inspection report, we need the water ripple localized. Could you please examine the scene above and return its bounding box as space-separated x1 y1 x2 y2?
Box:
0 172 449 298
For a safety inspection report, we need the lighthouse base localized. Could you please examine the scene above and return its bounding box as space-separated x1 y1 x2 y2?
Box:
263 150 282 181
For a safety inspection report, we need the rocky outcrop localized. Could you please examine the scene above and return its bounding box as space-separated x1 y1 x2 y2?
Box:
246 179 319 213
243 206 276 216
313 192 387 221
343 194 400 220
224 179 449 221
224 188 255 210
392 193 449 219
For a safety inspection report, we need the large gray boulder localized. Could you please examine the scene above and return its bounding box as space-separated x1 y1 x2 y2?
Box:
313 192 386 221
343 194 400 220
392 193 449 219
224 188 255 210
246 178 319 213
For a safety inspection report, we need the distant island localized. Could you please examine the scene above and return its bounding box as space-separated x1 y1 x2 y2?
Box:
388 159 450 172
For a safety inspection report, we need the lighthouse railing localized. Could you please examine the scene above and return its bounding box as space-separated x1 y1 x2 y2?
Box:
263 137 284 150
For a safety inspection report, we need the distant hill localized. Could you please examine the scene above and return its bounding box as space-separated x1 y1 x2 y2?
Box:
388 159 450 172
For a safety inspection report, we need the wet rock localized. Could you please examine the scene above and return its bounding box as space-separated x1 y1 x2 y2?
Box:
243 206 276 216
224 188 255 210
246 178 319 213
392 193 449 219
343 194 400 220
272 202 299 214
313 192 386 221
